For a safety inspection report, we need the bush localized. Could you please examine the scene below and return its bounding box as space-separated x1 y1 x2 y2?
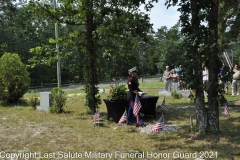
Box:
109 81 127 100
0 53 31 103
171 91 180 99
50 87 67 113
29 90 38 110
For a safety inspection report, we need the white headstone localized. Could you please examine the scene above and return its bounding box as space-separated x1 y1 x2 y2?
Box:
37 92 51 111
158 90 171 97
98 89 104 93
177 90 192 97
204 91 208 98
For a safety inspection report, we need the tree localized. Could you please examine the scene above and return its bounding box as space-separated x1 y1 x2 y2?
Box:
218 0 240 61
153 24 183 71
29 0 156 112
165 0 222 134
0 0 60 85
0 52 31 103
207 0 221 134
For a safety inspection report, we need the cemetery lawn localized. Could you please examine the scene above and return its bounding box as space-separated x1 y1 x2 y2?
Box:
0 81 239 160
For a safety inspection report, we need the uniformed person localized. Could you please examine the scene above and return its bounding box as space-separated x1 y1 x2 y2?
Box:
126 67 145 127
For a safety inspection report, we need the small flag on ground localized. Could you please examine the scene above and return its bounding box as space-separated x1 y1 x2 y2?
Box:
92 111 100 122
118 110 127 124
133 95 142 116
161 98 165 110
151 115 164 133
224 102 229 116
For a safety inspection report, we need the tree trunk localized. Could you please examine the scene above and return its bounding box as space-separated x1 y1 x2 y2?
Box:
218 0 227 65
85 0 99 112
206 0 220 134
190 0 207 134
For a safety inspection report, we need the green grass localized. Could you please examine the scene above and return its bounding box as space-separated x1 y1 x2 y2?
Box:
0 82 239 160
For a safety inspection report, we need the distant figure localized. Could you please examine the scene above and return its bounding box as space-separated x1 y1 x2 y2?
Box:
219 63 229 94
174 65 180 74
163 66 172 91
232 64 240 96
178 65 185 90
202 65 209 84
171 69 179 92
178 65 183 77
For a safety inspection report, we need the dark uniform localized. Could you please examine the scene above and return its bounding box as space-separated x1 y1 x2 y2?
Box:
126 73 144 126
127 76 141 101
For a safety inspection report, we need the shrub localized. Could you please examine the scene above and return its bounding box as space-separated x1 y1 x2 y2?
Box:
50 87 67 113
108 79 127 100
29 90 38 110
171 91 180 99
0 53 31 103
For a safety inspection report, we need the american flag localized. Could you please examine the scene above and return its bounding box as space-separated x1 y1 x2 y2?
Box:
161 98 165 110
118 110 127 124
92 111 100 122
224 103 229 116
133 95 142 116
151 115 164 133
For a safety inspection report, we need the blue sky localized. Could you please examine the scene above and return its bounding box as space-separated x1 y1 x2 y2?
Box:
142 1 180 31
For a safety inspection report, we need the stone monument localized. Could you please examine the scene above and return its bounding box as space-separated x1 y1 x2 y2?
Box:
37 92 52 111
158 90 171 97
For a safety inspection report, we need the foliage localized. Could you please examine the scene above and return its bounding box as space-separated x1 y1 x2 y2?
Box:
0 0 239 87
50 87 67 113
28 0 157 113
109 79 127 100
29 90 38 110
84 84 102 112
165 0 221 134
0 52 31 103
220 0 240 41
218 0 240 67
154 24 183 70
171 91 180 99
0 1 60 85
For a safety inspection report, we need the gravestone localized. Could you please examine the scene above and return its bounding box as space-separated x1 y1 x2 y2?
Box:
37 92 52 111
105 89 110 94
98 89 104 93
204 91 208 98
158 90 171 97
177 90 191 97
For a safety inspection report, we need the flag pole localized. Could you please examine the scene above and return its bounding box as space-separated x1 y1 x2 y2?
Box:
162 112 166 142
97 109 100 127
134 95 141 126
190 115 193 133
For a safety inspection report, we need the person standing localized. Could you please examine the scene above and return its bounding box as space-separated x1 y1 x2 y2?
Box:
232 64 240 96
202 65 209 84
178 65 185 90
171 69 179 92
163 66 172 91
219 63 229 94
178 65 183 78
126 67 145 127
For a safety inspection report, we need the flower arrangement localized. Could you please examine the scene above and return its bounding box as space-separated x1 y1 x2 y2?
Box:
108 78 127 100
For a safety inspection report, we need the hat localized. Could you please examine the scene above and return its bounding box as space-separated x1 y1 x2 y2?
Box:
128 67 138 73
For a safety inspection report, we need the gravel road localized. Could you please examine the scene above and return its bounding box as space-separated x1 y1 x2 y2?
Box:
29 77 161 92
